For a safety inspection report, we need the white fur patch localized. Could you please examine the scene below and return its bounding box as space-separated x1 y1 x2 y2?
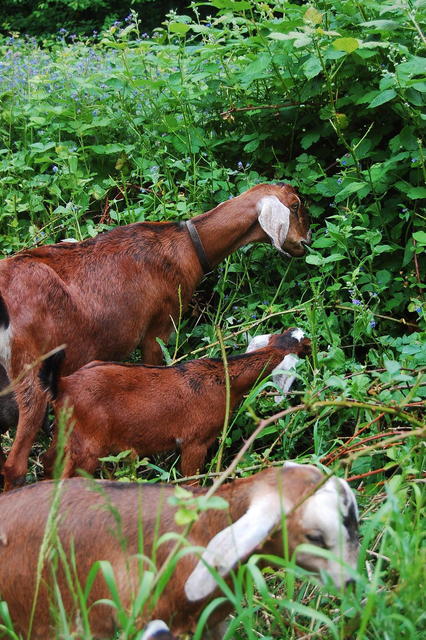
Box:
291 328 305 342
257 196 290 253
61 238 78 243
299 476 359 588
0 324 12 369
245 334 271 353
184 491 288 602
141 620 170 640
272 353 298 403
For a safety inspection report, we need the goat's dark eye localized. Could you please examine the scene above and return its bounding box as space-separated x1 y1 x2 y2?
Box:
291 203 299 214
306 532 327 548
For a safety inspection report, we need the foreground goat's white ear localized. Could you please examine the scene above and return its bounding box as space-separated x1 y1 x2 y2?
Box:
258 196 290 252
272 353 299 403
184 492 287 602
246 334 271 353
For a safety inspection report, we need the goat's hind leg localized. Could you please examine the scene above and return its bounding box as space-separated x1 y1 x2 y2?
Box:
2 370 47 490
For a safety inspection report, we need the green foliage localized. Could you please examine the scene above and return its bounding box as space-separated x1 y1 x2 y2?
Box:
0 1 186 37
0 1 425 638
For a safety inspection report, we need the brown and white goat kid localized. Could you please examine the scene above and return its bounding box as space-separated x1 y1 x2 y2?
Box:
41 328 311 479
0 183 310 490
0 463 359 640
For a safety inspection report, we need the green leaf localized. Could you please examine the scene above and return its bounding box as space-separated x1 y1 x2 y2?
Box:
88 144 125 154
168 22 190 35
332 37 359 54
303 57 322 80
413 231 426 245
367 89 397 108
384 359 401 375
395 183 426 199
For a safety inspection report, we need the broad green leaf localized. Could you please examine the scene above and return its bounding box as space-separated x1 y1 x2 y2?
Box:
413 231 426 245
303 57 322 80
169 22 190 35
367 89 397 108
333 37 359 54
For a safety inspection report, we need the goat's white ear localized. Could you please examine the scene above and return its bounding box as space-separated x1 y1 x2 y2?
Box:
257 196 290 252
246 334 271 353
184 492 287 602
272 353 299 403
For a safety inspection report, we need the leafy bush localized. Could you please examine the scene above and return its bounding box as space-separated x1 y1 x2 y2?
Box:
0 1 425 638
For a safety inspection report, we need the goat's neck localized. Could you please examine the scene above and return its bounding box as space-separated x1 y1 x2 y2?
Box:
228 349 286 393
190 192 267 267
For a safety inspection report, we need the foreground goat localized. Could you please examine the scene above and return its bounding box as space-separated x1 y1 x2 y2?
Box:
41 329 310 478
0 183 310 490
0 463 359 639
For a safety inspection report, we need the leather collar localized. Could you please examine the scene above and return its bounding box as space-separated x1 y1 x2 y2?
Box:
184 220 211 273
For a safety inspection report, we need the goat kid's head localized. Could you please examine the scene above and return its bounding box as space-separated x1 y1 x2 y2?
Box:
255 183 311 257
184 463 359 602
246 327 311 402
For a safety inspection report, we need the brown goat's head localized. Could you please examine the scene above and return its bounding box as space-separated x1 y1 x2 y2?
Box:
255 183 311 257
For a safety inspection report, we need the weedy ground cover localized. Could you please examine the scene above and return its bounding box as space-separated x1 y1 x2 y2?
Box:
0 0 425 638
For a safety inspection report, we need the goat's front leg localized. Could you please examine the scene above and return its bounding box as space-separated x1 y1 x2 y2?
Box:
141 317 173 365
180 443 208 479
2 370 47 490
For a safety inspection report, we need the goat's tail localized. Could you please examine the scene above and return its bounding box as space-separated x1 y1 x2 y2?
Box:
39 348 66 400
0 294 9 329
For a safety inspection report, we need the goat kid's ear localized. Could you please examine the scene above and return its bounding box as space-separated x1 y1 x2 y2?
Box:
272 353 299 403
257 196 290 252
246 334 271 353
184 491 288 602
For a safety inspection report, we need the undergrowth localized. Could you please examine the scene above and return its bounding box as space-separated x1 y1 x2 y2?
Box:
0 0 425 638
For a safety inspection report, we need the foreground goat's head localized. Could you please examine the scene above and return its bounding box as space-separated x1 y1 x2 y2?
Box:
185 463 359 602
253 183 311 257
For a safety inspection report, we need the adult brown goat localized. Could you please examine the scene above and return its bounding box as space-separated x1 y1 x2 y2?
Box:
0 463 359 639
0 183 310 490
40 328 310 479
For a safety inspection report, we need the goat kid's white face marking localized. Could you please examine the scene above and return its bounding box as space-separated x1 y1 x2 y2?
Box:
297 477 359 588
272 353 298 403
0 324 12 369
291 328 305 342
257 196 290 254
140 620 171 640
245 334 271 353
184 490 290 602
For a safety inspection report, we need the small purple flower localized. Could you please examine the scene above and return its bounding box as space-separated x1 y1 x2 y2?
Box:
70 34 77 41
237 161 244 170
369 320 376 328
125 14 133 23
341 159 347 165
416 307 422 313
337 178 342 184
411 158 417 163
251 313 257 319
351 299 361 305
113 20 122 27
52 165 58 173
59 28 67 35
206 22 212 27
